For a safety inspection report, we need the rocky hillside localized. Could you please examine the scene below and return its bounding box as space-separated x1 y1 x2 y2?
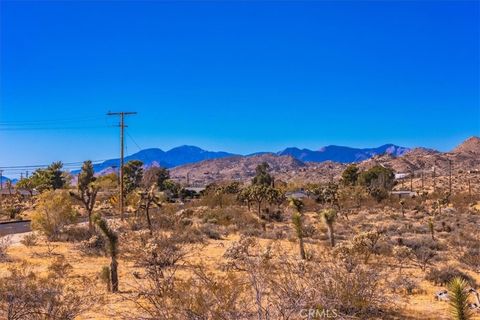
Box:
170 137 480 185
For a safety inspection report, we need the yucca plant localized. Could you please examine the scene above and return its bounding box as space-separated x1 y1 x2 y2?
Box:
291 212 306 260
100 265 111 292
320 208 337 247
94 214 119 293
448 277 472 320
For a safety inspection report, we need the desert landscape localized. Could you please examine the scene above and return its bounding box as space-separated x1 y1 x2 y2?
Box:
1 1 479 319
1 136 479 319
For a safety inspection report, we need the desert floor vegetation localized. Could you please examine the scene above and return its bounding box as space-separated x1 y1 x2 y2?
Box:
1 161 480 320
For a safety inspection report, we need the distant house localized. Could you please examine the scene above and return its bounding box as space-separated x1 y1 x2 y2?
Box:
395 173 410 179
184 187 206 193
391 190 417 198
285 190 309 200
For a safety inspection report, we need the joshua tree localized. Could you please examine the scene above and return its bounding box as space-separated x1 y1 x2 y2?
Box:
320 208 337 247
291 212 306 260
289 198 306 259
448 277 472 320
138 184 162 235
93 214 119 293
70 160 99 231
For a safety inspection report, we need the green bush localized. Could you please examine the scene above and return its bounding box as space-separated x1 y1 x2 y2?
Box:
31 190 78 240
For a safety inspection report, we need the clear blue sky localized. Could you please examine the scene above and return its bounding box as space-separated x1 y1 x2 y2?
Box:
1 1 479 173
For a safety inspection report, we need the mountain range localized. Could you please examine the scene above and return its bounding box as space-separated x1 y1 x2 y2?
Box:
169 136 480 186
90 143 410 174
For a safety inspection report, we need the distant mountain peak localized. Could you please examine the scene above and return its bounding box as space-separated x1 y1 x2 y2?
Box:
453 136 480 154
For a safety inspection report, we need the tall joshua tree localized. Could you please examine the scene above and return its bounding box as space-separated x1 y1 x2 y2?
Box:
71 160 99 231
138 184 162 235
320 208 337 247
289 198 306 259
448 277 472 320
94 214 119 293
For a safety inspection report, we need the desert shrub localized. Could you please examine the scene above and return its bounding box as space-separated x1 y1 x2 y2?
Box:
199 223 222 240
31 190 78 240
332 241 364 273
350 230 385 263
20 233 39 247
311 261 387 316
173 226 205 244
78 235 106 256
389 275 421 295
201 206 261 229
136 233 190 273
240 228 264 238
48 255 73 278
263 208 284 222
6 206 21 220
99 266 111 292
410 247 438 271
460 247 480 273
0 235 11 261
426 266 477 287
152 210 176 230
60 225 94 242
403 235 444 252
0 261 96 320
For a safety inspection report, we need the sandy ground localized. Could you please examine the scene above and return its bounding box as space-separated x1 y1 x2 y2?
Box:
1 234 480 320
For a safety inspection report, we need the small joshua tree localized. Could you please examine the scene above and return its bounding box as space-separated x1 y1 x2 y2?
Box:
448 277 472 320
138 183 162 235
291 212 306 260
320 208 337 247
93 214 119 293
289 197 306 259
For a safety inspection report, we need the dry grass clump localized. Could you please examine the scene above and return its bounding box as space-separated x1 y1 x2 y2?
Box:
0 235 11 262
0 259 98 320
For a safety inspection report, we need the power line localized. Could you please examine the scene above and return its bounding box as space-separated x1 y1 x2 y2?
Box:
0 160 107 169
0 116 105 125
107 111 137 220
0 126 113 131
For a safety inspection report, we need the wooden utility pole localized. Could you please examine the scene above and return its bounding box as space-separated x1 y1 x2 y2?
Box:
433 163 436 192
107 111 137 220
410 170 414 192
448 159 453 195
